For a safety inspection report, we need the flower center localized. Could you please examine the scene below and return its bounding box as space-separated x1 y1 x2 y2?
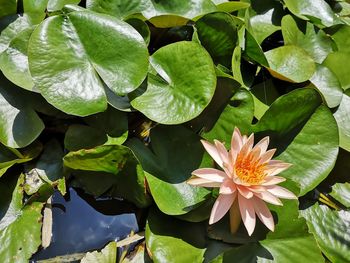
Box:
235 153 266 185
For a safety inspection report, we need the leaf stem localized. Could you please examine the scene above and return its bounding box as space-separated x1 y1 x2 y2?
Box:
229 200 241 234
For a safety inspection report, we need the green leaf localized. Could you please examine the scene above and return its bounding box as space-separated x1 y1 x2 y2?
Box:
81 242 117 263
126 18 151 45
301 203 350 263
0 15 32 54
47 0 81 12
323 52 350 91
126 125 211 215
86 0 150 19
0 0 17 18
0 174 44 262
214 1 250 13
146 208 206 263
332 25 350 53
0 28 35 90
334 90 350 151
195 12 240 68
331 183 350 208
64 145 151 207
28 10 149 116
244 29 268 66
254 89 338 195
264 45 316 83
212 199 324 262
283 0 335 27
281 15 333 63
310 64 343 108
25 140 66 195
131 41 216 124
248 1 283 44
145 0 216 18
203 88 255 144
0 74 44 148
23 0 48 24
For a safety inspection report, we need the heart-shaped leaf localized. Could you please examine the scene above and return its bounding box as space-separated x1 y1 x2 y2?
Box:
28 10 149 116
131 41 216 124
126 125 211 215
264 45 316 83
0 74 44 148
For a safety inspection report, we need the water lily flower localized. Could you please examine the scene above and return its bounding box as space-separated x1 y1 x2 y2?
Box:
187 128 297 236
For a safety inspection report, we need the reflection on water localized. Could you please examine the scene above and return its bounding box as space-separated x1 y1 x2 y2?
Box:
32 188 139 261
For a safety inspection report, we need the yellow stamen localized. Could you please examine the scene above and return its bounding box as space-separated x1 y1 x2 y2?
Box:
235 153 266 185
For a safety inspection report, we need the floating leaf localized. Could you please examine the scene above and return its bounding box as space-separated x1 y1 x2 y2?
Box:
281 15 333 63
0 174 44 262
195 12 240 67
23 0 48 24
28 10 149 116
331 183 350 208
0 0 17 18
64 145 151 207
47 0 81 12
284 0 335 27
86 0 150 19
0 74 44 148
0 28 35 90
126 125 211 215
310 64 343 108
81 242 117 263
301 203 350 263
323 52 350 91
131 41 216 124
334 90 350 151
265 45 316 83
332 25 350 53
146 208 206 263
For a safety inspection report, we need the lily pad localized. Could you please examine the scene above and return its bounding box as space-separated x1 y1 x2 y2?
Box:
64 145 151 207
334 90 350 152
310 64 343 108
331 183 350 208
0 73 44 148
301 203 350 263
81 242 117 263
0 0 17 18
145 208 206 263
284 0 335 27
0 174 44 262
0 28 35 90
281 15 333 63
131 41 216 124
126 125 211 215
28 10 149 116
323 52 350 91
47 0 81 12
264 45 316 83
195 12 240 67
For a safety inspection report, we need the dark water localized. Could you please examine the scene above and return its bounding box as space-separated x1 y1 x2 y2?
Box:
31 188 139 261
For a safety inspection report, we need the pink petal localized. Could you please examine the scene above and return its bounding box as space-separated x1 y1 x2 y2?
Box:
219 179 237 195
238 194 256 236
265 162 292 176
266 185 297 199
252 196 274 231
214 140 233 175
240 134 255 157
259 149 276 164
187 178 222 187
253 136 269 154
192 168 227 182
248 185 267 193
201 140 224 168
237 185 254 199
209 193 236 224
254 190 283 206
261 176 286 186
230 127 243 162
